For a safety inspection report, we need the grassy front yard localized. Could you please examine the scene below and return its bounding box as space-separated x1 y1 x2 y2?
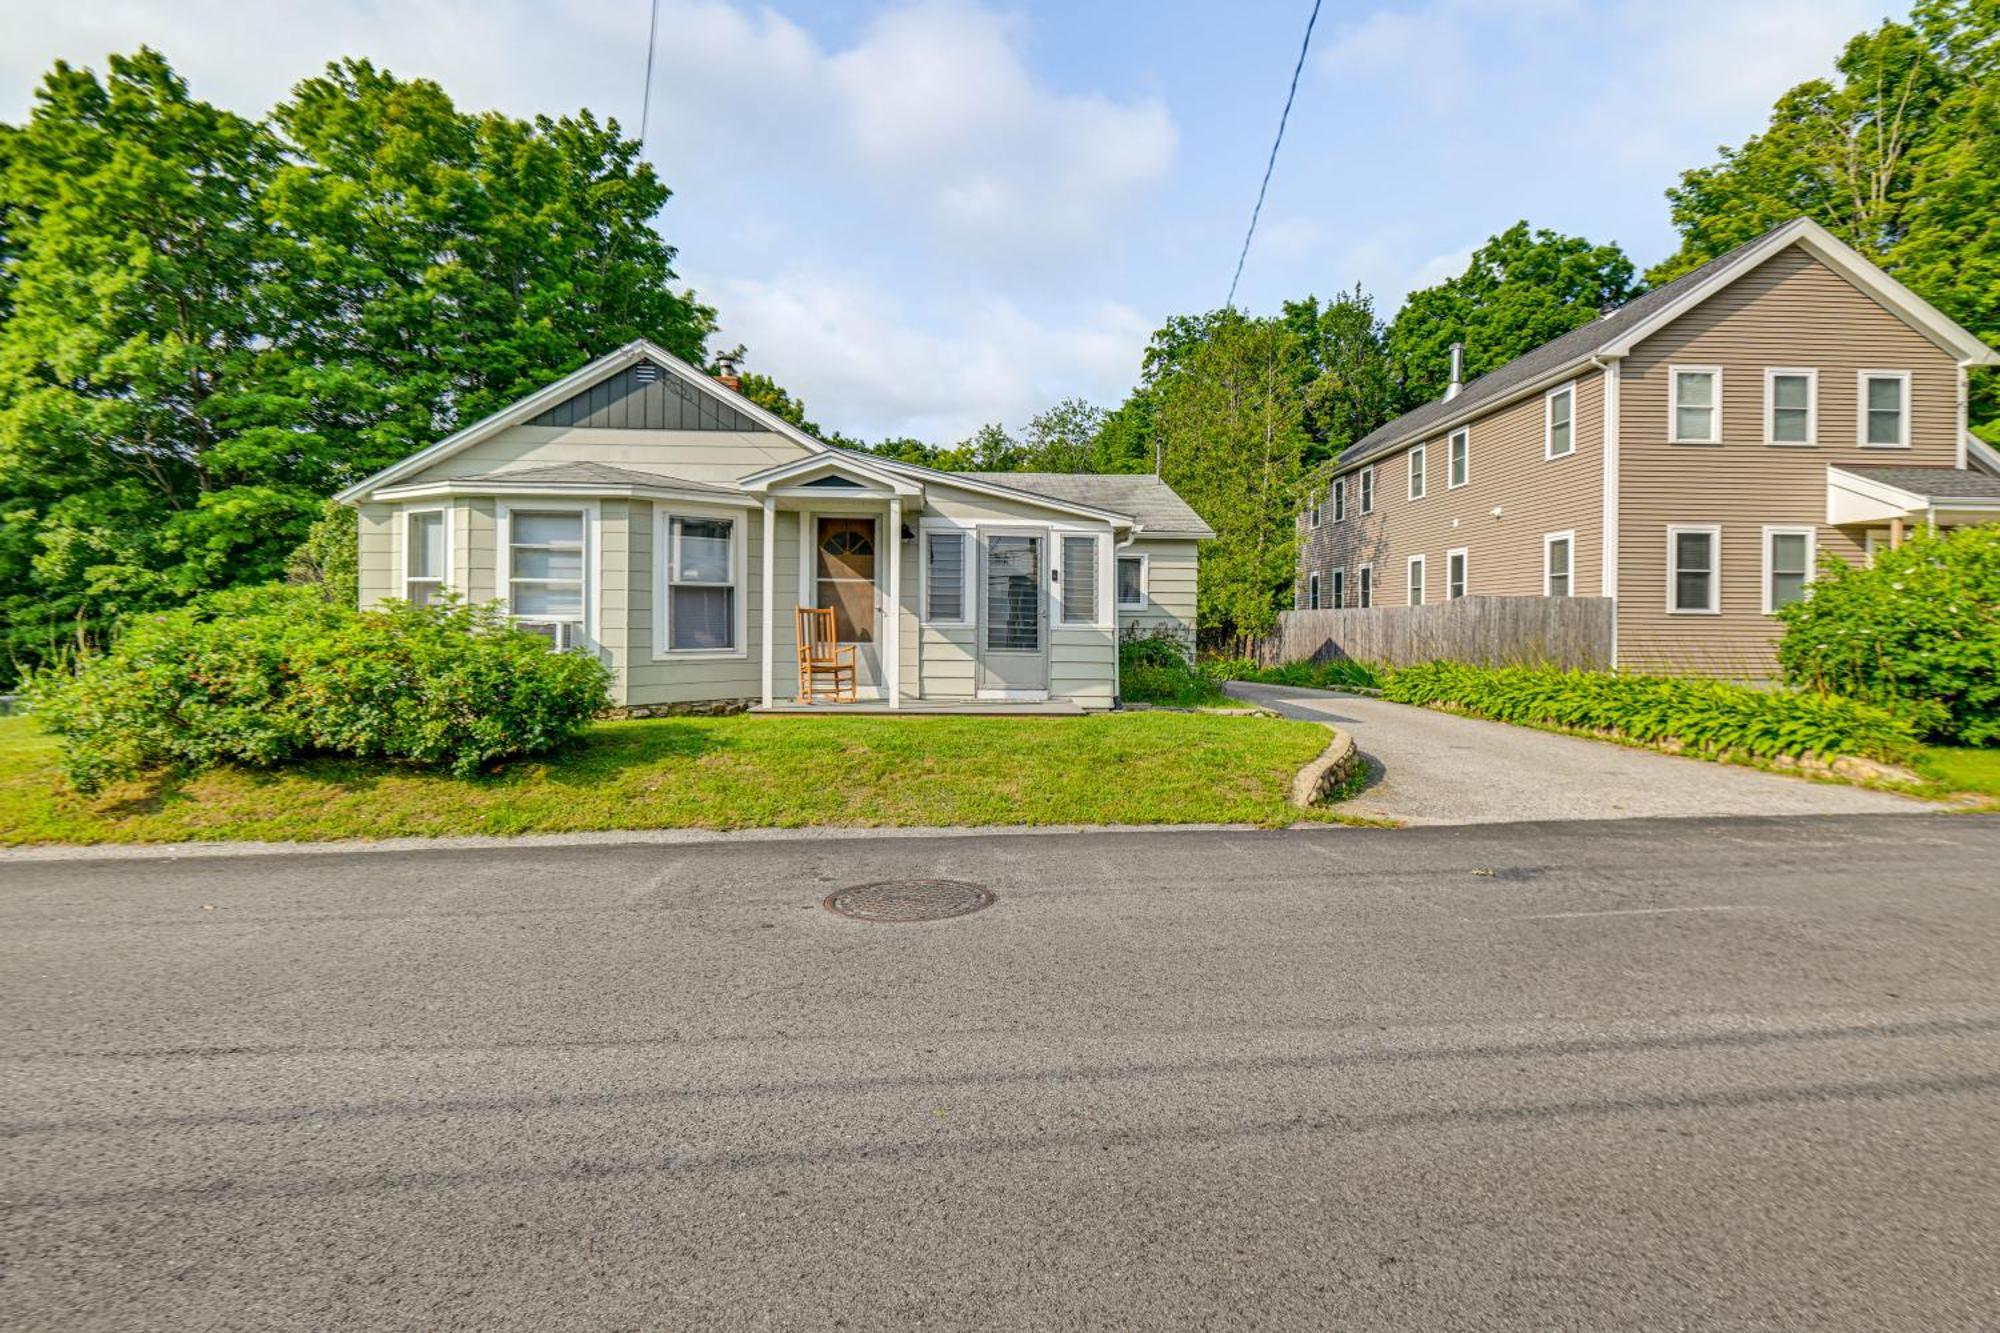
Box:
0 711 1337 846
1915 746 2000 808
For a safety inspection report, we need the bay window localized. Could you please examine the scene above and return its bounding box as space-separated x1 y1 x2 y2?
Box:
404 508 446 605
508 509 586 648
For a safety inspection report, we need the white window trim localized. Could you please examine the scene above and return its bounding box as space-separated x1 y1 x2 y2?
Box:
1446 546 1468 600
1761 524 1818 616
1857 369 1912 448
1669 365 1724 445
1666 523 1722 615
1542 530 1576 598
1408 444 1426 500
1447 428 1470 489
1406 554 1426 607
1115 550 1150 610
399 504 453 602
496 500 599 649
1357 562 1374 609
1308 498 1320 529
1054 529 1111 628
1331 568 1346 609
652 502 747 659
1544 382 1577 460
1332 477 1347 523
1307 572 1320 610
1763 367 1819 447
1359 465 1376 515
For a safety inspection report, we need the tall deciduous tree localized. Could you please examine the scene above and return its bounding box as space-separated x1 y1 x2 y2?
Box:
1281 285 1405 466
1018 397 1105 472
1387 223 1640 403
1652 0 2000 432
1151 312 1310 647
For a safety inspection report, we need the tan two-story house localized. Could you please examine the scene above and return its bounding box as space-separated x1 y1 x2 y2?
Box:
1295 218 2000 676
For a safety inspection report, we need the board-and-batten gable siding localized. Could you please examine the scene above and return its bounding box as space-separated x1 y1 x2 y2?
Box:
1296 370 1605 607
531 362 768 433
1615 242 1964 676
1117 538 1198 640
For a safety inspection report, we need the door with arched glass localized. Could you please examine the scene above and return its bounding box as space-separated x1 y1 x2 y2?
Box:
815 516 880 690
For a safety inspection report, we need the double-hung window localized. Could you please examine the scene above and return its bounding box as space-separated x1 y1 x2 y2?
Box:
1408 444 1426 500
1859 371 1910 447
1671 367 1722 443
1545 383 1575 459
1116 554 1147 609
1765 369 1817 445
508 509 586 648
1059 534 1100 625
925 527 969 623
665 514 737 651
1446 548 1468 600
1332 477 1347 523
1357 564 1373 608
1667 525 1720 614
1331 568 1345 609
404 508 446 605
1308 495 1320 528
1448 429 1469 488
1543 531 1574 598
1359 466 1375 515
1763 526 1815 613
1307 572 1320 610
1406 555 1426 607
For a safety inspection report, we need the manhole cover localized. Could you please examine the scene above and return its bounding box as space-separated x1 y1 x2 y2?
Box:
824 878 995 923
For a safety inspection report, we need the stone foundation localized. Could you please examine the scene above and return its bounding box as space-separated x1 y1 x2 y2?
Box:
600 699 754 720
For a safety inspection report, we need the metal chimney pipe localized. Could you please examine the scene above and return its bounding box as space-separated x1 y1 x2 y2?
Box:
1446 342 1464 401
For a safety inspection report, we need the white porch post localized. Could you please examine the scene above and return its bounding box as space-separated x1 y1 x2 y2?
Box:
886 497 903 709
760 497 776 708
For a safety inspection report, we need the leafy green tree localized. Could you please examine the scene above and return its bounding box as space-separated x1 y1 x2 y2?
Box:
1281 285 1405 465
1018 397 1105 471
1089 391 1158 474
1151 311 1310 647
1387 223 1640 403
1651 1 2000 430
0 50 287 675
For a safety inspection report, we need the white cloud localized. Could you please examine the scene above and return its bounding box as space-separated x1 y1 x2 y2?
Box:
697 266 1151 441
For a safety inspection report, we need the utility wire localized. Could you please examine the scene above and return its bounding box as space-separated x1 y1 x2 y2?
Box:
1226 0 1323 309
639 0 661 148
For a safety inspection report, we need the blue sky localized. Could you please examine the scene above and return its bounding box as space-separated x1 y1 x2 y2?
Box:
1 0 1894 441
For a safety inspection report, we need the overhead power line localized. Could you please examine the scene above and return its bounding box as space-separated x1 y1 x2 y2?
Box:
639 0 661 148
1226 0 1323 310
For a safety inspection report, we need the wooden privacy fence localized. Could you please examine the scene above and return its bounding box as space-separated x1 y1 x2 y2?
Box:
1256 596 1615 671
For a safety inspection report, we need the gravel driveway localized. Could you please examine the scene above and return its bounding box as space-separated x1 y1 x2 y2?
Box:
1227 681 1934 825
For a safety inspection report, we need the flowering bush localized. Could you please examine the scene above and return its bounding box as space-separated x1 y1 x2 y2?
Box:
27 586 611 793
1776 527 2000 744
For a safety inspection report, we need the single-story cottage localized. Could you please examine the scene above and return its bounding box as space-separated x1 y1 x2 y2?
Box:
336 343 1212 711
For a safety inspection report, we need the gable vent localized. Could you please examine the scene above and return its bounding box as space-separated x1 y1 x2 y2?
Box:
634 363 659 384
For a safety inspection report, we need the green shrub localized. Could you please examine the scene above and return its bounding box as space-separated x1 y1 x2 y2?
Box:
1208 656 1381 692
26 586 611 793
1776 527 2000 745
1120 628 1229 707
1382 661 1919 764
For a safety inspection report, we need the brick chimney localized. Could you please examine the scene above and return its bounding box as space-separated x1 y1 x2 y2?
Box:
712 350 742 393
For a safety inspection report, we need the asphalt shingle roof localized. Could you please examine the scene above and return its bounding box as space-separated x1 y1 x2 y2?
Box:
1335 225 1789 472
1841 466 2000 502
950 472 1216 537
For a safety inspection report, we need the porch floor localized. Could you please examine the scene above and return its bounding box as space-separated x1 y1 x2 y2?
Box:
750 699 1090 716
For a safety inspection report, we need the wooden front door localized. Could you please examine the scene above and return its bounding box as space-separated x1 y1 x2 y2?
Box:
816 517 879 686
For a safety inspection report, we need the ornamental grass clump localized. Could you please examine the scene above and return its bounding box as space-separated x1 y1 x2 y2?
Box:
27 586 611 794
1382 661 1919 765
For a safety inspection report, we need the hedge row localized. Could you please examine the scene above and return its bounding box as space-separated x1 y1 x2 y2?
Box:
28 586 611 794
1381 661 1920 765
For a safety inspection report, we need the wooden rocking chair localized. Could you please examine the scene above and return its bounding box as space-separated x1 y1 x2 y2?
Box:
795 606 858 704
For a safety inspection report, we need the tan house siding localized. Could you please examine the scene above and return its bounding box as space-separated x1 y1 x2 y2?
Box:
1616 244 1964 675
1298 369 1605 609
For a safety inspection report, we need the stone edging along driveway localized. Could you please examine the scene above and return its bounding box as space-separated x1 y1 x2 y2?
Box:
1227 681 1937 827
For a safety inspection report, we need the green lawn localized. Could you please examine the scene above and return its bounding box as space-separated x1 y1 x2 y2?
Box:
0 711 1338 846
1915 745 2000 807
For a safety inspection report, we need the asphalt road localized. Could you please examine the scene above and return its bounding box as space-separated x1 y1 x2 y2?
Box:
5 815 1999 1331
1228 680 1933 824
